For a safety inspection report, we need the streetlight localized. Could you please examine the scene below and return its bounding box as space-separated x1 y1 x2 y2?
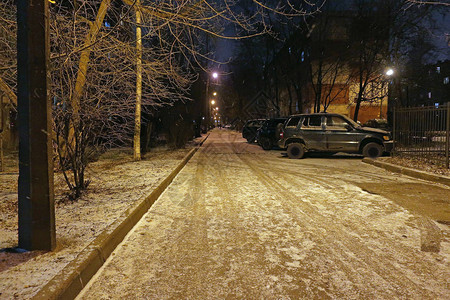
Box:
384 68 395 120
205 72 219 130
211 100 215 105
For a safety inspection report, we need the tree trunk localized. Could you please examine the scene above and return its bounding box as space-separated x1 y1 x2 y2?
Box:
134 1 142 161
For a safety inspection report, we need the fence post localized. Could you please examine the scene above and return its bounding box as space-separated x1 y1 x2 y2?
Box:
446 103 449 169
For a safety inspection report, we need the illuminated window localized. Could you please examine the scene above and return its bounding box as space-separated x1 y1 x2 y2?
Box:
436 66 440 73
444 77 449 84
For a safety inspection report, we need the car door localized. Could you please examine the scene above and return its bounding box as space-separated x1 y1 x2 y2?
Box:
324 115 358 151
300 115 326 151
284 116 302 139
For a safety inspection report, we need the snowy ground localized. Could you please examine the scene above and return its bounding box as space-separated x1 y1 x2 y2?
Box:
0 144 194 299
78 130 449 299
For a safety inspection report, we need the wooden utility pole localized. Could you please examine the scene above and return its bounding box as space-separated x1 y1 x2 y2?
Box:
0 94 4 172
134 0 142 161
17 0 55 250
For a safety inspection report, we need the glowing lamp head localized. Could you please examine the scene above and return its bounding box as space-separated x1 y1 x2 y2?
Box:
386 69 394 76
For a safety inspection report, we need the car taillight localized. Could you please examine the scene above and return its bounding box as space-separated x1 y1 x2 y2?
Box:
280 132 284 139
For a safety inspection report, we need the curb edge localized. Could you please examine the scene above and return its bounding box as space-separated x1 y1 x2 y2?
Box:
362 158 450 187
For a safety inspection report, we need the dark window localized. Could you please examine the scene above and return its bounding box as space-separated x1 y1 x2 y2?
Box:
286 117 301 127
303 115 322 127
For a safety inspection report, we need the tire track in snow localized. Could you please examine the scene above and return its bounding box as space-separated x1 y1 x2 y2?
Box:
235 153 447 299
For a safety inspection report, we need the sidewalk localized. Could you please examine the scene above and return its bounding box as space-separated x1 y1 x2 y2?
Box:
363 157 450 187
0 135 208 300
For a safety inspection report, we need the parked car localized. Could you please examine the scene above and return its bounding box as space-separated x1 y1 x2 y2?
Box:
363 119 391 132
242 119 266 143
256 117 288 150
278 113 393 158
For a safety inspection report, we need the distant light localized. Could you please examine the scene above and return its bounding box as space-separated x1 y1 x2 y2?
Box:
202 117 205 120
212 72 218 79
385 69 394 76
213 92 217 96
211 100 215 105
215 107 219 111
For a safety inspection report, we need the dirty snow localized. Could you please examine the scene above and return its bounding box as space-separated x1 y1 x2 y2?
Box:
78 130 450 299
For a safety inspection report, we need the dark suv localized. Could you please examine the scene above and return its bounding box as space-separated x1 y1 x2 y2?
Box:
256 117 288 150
278 113 393 158
242 119 266 143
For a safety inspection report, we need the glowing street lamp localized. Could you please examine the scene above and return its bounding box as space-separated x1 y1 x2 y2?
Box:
383 68 395 119
205 72 219 129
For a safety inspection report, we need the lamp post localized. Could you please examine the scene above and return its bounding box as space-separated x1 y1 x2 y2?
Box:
205 72 218 129
385 67 397 129
383 68 395 119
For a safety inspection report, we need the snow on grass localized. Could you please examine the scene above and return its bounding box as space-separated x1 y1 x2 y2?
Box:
0 145 193 299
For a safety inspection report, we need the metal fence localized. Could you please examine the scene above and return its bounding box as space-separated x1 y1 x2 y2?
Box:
393 105 450 169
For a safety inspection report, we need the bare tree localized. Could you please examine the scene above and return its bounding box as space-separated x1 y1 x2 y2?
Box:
2 0 325 199
0 0 17 107
50 0 200 197
349 0 437 121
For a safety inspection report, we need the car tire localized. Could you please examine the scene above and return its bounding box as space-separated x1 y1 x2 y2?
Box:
287 143 305 159
362 142 383 158
261 138 273 150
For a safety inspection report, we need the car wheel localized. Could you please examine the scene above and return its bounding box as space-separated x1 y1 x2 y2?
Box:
287 143 305 159
261 138 273 150
362 142 383 158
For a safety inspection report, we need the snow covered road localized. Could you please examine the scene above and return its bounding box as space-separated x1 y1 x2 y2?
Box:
78 129 449 299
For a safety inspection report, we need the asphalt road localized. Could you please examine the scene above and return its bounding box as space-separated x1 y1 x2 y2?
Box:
78 129 449 299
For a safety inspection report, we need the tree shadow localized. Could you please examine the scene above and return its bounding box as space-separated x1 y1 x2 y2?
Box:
0 247 45 272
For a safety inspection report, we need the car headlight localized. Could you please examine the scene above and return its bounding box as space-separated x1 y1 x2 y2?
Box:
383 135 390 141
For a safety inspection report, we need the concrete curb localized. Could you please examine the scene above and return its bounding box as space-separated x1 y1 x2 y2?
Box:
33 134 209 300
362 158 450 187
